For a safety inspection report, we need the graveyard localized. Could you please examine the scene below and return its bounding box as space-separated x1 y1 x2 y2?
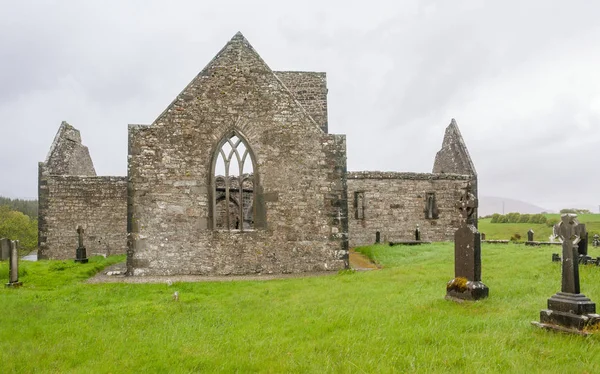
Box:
1 241 599 372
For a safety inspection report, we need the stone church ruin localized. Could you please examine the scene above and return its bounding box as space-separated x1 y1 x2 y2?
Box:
38 32 477 276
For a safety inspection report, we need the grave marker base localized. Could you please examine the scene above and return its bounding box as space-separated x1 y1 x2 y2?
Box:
534 292 600 333
445 279 489 301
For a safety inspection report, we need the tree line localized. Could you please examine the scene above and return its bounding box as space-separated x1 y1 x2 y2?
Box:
0 196 38 218
489 213 548 224
0 196 38 252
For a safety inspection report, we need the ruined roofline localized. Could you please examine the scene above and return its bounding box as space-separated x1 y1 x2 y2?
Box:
347 171 473 181
42 121 97 176
432 118 477 176
150 32 325 134
275 70 326 75
44 121 81 164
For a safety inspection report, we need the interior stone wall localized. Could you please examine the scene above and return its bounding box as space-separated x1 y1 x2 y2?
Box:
38 174 127 259
347 172 474 247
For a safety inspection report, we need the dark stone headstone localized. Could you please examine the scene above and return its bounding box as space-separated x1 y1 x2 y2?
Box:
5 240 23 287
414 225 421 241
481 232 486 241
375 231 380 244
552 253 561 262
534 214 600 333
576 224 588 256
527 229 534 242
75 226 89 264
446 185 488 301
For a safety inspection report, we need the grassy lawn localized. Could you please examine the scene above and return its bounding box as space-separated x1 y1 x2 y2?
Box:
479 214 600 241
1 244 600 373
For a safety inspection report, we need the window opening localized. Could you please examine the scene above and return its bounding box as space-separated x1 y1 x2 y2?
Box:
354 191 365 220
213 133 254 231
425 192 439 219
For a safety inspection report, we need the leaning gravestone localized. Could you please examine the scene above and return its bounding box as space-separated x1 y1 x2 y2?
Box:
446 184 489 301
415 225 421 241
0 238 10 261
533 214 600 334
74 226 89 264
6 239 23 287
527 229 534 242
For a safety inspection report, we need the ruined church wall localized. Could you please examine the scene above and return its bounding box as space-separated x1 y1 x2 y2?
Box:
38 173 127 259
275 71 328 133
128 126 347 276
127 35 347 276
347 172 473 247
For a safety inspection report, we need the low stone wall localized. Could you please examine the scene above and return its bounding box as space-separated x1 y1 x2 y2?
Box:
38 175 127 259
347 171 473 247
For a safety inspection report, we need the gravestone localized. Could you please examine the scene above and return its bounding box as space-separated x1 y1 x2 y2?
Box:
375 231 380 244
576 224 588 256
446 184 489 301
552 253 561 262
0 238 10 261
533 214 600 333
593 234 600 247
415 225 421 241
75 226 89 264
6 240 23 287
527 229 534 242
481 232 486 241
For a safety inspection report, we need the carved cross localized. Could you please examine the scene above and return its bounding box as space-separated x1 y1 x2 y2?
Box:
556 214 581 294
77 226 84 248
456 184 477 224
555 214 581 245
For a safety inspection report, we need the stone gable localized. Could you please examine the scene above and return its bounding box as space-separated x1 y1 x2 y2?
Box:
127 32 348 275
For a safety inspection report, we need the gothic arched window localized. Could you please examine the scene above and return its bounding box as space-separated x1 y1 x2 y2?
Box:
211 131 257 231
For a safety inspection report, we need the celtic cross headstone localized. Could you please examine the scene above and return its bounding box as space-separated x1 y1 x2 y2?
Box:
75 225 89 264
446 183 489 301
533 214 600 333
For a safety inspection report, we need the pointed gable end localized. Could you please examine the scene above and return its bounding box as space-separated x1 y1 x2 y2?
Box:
44 121 96 176
152 32 323 132
432 119 476 175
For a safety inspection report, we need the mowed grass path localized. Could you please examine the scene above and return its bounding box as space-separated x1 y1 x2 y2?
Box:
479 214 600 241
1 244 600 373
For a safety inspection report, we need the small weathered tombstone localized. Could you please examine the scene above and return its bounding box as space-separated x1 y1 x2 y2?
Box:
481 232 486 241
576 224 588 256
533 214 600 334
552 253 561 262
75 226 89 264
375 231 380 244
414 225 421 241
0 238 10 261
527 229 534 242
593 234 600 247
6 240 23 287
446 184 489 301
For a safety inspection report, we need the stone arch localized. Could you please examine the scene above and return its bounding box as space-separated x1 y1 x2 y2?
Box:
209 129 265 230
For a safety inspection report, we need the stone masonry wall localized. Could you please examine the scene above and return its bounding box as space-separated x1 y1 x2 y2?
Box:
347 171 473 247
127 33 347 276
275 71 328 133
38 175 127 259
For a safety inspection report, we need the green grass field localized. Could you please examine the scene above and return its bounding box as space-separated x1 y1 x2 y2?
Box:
479 214 600 241
1 244 600 373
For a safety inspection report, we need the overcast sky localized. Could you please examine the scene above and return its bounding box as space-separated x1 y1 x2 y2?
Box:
1 0 599 212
